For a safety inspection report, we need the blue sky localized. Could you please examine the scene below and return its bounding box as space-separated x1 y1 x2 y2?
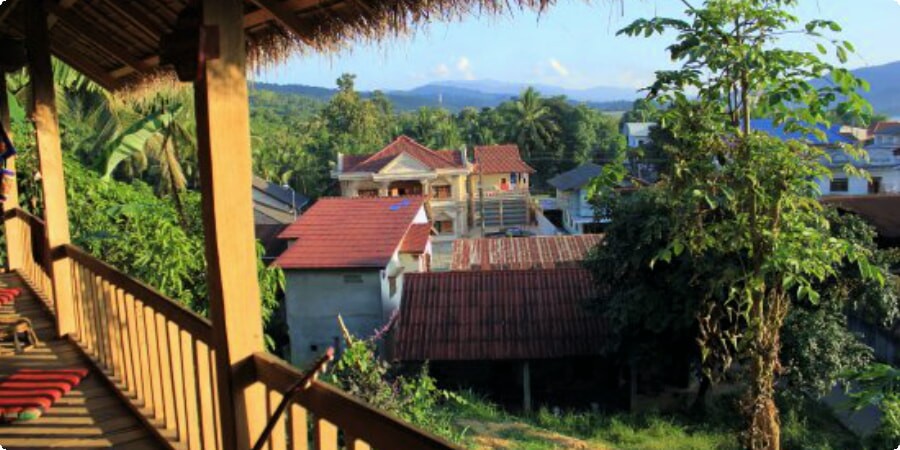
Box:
256 0 900 92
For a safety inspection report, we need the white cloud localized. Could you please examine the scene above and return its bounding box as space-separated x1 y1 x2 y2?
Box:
549 58 570 77
432 63 450 77
456 57 475 80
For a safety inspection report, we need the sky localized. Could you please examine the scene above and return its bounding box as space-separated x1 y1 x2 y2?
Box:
256 0 900 92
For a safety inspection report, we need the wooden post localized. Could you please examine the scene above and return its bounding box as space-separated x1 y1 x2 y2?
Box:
522 361 532 413
26 0 76 337
0 75 23 271
194 0 266 449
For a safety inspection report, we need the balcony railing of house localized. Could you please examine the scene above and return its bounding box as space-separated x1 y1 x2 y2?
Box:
7 207 456 450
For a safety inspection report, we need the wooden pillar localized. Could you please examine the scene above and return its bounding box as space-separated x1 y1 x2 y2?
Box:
0 75 23 271
522 361 532 413
194 1 266 449
26 1 76 337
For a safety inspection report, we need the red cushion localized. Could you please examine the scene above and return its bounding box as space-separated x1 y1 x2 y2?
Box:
6 372 86 387
0 381 73 396
0 389 62 403
0 395 53 409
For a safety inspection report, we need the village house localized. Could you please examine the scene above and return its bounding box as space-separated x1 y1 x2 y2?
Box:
822 121 900 196
252 175 309 260
334 136 470 241
274 196 432 365
622 122 656 148
469 144 535 230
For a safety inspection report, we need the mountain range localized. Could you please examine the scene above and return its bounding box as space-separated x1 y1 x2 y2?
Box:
252 60 900 116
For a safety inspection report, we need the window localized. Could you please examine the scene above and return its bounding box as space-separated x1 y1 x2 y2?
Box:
432 185 452 199
869 177 882 194
357 189 378 198
830 178 849 193
435 220 454 235
343 274 363 283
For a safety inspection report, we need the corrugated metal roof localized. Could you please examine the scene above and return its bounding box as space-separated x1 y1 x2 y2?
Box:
274 197 426 269
394 269 604 361
450 235 602 271
751 119 852 145
822 194 900 238
473 145 535 174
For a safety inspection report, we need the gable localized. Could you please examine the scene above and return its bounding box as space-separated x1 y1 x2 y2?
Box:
379 152 432 174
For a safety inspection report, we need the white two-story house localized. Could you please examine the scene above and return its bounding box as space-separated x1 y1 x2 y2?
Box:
274 196 432 364
821 122 900 196
334 136 470 241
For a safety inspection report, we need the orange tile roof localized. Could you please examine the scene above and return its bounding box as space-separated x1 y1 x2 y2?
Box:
450 235 603 271
400 223 432 254
274 197 426 269
343 136 466 172
395 268 604 361
473 144 535 174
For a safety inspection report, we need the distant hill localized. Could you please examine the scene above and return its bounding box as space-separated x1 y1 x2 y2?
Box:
847 61 900 117
423 79 641 103
250 81 634 113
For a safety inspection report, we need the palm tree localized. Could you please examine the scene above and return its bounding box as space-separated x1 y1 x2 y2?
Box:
510 87 558 162
104 90 196 226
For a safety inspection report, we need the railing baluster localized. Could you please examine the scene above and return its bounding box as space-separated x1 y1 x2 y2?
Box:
314 419 338 450
103 280 122 379
345 435 371 450
194 339 217 450
81 266 98 356
144 309 164 421
180 329 201 450
116 287 136 397
124 293 144 401
289 404 309 450
70 261 84 343
88 272 107 367
167 320 188 444
267 389 287 450
156 313 177 432
210 348 223 450
134 299 153 412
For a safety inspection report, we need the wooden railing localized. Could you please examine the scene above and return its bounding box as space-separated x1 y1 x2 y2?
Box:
6 207 458 450
63 243 221 450
252 352 457 450
7 208 52 307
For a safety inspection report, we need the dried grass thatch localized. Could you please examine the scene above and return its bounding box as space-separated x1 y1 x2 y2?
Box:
0 0 565 93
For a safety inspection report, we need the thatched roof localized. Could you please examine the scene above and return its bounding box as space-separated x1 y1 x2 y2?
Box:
0 0 554 92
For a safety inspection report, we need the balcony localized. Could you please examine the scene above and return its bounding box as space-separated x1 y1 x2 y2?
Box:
0 1 464 447
1 209 457 449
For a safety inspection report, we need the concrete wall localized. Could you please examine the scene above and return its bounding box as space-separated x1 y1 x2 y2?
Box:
285 269 384 365
469 172 530 195
817 168 900 196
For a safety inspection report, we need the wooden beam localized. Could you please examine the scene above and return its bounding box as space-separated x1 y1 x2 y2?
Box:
43 0 153 74
47 0 79 29
26 0 77 337
245 0 315 45
0 75 23 271
194 0 267 449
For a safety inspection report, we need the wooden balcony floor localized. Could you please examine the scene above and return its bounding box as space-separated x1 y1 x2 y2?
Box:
0 272 165 449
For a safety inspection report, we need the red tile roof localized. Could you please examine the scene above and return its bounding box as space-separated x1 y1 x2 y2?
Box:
274 197 426 269
394 268 604 361
400 223 432 254
473 144 535 174
450 235 603 271
342 136 466 173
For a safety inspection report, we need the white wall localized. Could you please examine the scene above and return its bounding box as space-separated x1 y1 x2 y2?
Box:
818 169 900 196
285 269 383 365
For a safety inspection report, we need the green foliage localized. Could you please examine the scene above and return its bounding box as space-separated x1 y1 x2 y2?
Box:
847 364 900 447
615 1 875 446
324 337 467 443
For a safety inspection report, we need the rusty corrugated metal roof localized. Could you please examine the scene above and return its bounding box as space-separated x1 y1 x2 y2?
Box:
450 235 603 271
394 268 604 361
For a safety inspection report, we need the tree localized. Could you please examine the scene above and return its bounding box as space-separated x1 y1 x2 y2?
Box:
614 1 874 448
508 87 559 164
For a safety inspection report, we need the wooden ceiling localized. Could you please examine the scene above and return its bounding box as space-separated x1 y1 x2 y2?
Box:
0 0 550 91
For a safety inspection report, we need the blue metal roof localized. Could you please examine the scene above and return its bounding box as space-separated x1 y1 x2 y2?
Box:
750 119 852 145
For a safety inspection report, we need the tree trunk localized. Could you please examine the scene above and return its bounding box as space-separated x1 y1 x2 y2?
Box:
744 291 787 450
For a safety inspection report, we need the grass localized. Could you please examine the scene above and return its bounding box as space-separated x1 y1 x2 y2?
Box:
428 391 860 450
